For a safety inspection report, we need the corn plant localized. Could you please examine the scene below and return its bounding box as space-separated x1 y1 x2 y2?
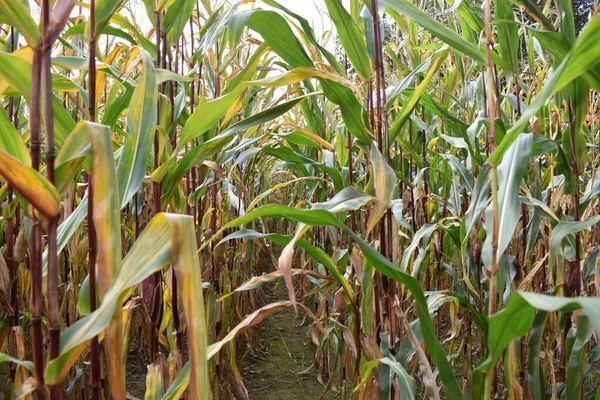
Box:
1 0 600 398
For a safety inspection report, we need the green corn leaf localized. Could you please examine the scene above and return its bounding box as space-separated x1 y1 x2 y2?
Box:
493 0 520 73
366 144 396 234
0 108 29 165
380 357 417 400
211 204 465 400
0 0 40 47
555 15 600 91
389 49 448 145
261 0 344 72
88 120 125 399
163 0 196 45
381 0 486 65
527 311 549 400
238 9 372 144
565 316 592 400
117 49 158 208
325 0 372 80
490 15 600 166
479 292 600 372
0 51 75 143
483 133 533 266
511 0 553 30
401 224 436 275
158 93 318 204
43 195 88 277
144 364 164 400
549 216 600 272
0 150 61 219
162 362 191 400
45 214 210 400
86 0 127 39
0 353 34 372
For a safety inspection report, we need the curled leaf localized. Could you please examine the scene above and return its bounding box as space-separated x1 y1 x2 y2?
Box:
278 239 297 309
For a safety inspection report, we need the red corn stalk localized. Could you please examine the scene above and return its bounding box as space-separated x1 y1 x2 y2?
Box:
371 0 395 353
148 5 164 363
87 1 101 398
7 26 20 384
41 2 62 398
210 42 220 289
567 102 581 297
170 31 183 352
561 102 581 381
29 43 45 399
343 52 361 378
154 7 163 218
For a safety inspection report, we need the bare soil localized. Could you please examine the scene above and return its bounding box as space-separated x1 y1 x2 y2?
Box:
242 282 343 399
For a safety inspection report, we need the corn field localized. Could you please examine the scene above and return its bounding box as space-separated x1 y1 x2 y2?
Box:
1 0 600 398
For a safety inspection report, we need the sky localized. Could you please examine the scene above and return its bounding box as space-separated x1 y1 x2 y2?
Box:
272 0 333 35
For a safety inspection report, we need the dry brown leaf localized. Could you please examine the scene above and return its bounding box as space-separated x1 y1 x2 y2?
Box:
518 254 548 291
207 301 294 359
398 308 441 400
595 254 600 296
0 252 10 296
278 240 297 309
350 247 364 285
14 229 26 264
296 302 329 338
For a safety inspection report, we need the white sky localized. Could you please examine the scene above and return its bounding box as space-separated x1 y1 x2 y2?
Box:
274 0 333 35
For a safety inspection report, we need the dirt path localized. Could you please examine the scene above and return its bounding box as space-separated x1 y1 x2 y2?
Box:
242 282 341 399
